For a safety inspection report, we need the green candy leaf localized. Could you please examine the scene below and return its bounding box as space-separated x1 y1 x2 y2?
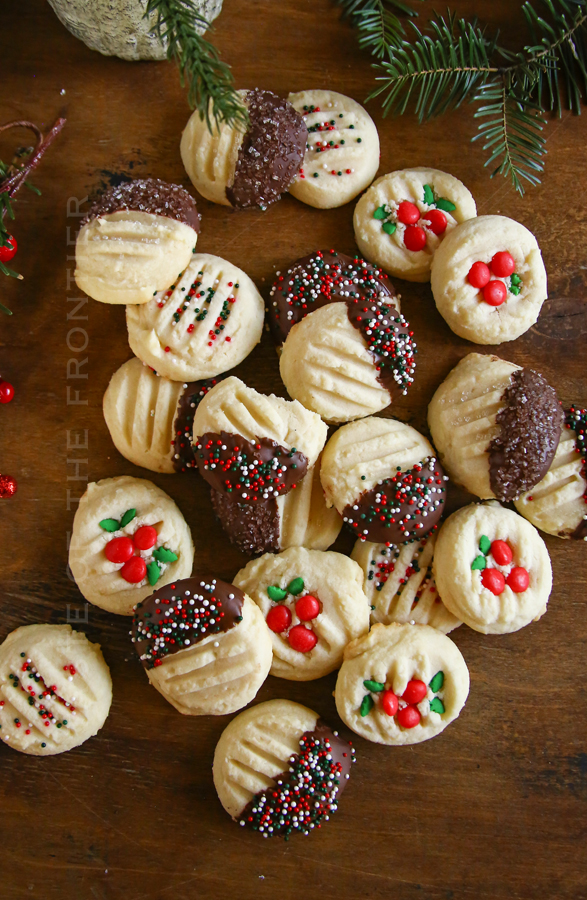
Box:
121 508 137 527
423 184 435 205
267 585 287 602
510 273 522 285
363 679 385 693
436 197 456 212
509 285 521 295
382 221 397 235
471 555 487 571
430 697 445 714
373 205 387 219
287 577 304 595
429 671 444 692
152 547 179 563
359 694 374 717
147 560 161 586
479 534 491 555
99 518 120 532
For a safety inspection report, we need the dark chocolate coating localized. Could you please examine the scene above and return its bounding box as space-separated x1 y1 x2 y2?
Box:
489 369 563 502
225 89 307 209
172 377 226 473
571 518 587 540
81 177 200 231
210 488 280 555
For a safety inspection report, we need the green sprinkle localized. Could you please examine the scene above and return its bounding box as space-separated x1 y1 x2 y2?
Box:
363 679 385 693
234 615 243 623
147 560 162 586
287 577 304 595
471 555 487 570
436 197 456 212
373 206 387 220
152 547 179 563
509 285 521 295
430 697 445 714
99 518 120 532
360 694 374 717
510 273 522 285
267 585 287 602
120 508 136 528
361 475 366 480
479 534 491 555
423 184 435 205
313 172 319 178
357 137 362 142
429 671 444 692
382 221 397 235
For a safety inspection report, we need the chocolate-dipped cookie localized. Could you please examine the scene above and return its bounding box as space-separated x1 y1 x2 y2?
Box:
75 178 200 304
180 89 307 209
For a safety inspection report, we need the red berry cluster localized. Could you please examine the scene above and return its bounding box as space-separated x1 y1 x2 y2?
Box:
0 234 17 264
360 670 445 728
467 251 521 306
471 536 529 595
397 201 447 251
265 578 320 653
105 525 158 584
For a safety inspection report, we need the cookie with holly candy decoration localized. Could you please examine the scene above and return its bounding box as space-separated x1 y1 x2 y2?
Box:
0 624 112 756
213 699 355 838
515 406 587 541
180 89 307 209
69 476 194 615
286 90 380 209
131 576 272 716
74 178 200 305
351 534 461 634
335 622 469 746
234 547 370 681
428 352 563 502
126 252 264 382
320 416 447 543
434 502 552 634
353 167 477 283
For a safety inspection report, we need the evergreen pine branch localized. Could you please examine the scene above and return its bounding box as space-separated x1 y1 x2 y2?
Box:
521 0 587 113
145 0 248 131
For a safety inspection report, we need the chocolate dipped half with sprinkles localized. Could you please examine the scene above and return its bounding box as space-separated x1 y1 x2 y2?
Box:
75 178 200 305
130 576 272 716
213 699 355 838
181 88 307 210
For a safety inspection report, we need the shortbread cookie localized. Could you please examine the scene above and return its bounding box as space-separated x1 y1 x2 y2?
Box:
515 406 587 540
430 215 548 344
131 576 272 715
69 476 194 615
268 249 398 348
75 178 200 304
335 623 469 745
434 502 552 634
234 548 370 680
180 89 307 209
354 167 476 282
320 417 447 543
351 535 461 634
0 624 112 756
428 353 563 502
126 253 264 381
213 699 354 837
287 90 380 208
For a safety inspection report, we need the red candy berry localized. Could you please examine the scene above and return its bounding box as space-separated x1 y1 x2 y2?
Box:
423 209 447 235
402 679 427 705
0 381 15 403
0 474 17 498
0 235 17 263
468 261 491 288
381 690 399 717
491 251 515 277
105 536 134 564
481 567 506 595
133 525 157 551
397 201 420 225
266 604 292 633
397 705 421 729
491 539 513 566
295 594 320 621
403 225 427 252
288 624 318 653
483 280 507 307
506 567 529 593
120 556 147 584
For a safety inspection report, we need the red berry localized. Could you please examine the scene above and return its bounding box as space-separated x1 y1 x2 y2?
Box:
295 594 320 621
0 235 17 263
483 280 507 306
397 705 421 729
481 567 506 595
423 209 447 235
491 251 515 277
0 474 17 498
133 525 158 551
120 556 147 583
381 690 399 717
506 567 529 593
402 679 427 705
288 624 318 653
266 604 292 633
491 539 513 566
467 261 491 288
397 200 420 225
0 381 15 404
403 225 427 252
105 536 134 564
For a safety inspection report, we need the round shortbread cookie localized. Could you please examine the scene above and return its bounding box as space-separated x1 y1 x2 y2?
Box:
180 89 307 209
430 215 548 344
75 179 200 304
320 417 447 543
351 534 461 634
234 548 370 680
126 253 264 382
335 623 469 745
213 698 354 837
428 353 563 502
354 167 477 282
0 624 112 756
69 476 194 615
434 502 552 634
287 89 380 208
131 577 272 716
515 406 587 540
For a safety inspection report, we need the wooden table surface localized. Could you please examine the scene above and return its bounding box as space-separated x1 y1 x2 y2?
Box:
1 2 586 898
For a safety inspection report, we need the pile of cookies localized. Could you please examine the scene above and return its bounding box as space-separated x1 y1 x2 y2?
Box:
1 87 585 842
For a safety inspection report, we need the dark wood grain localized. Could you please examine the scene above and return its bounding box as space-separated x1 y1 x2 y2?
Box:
1 2 586 899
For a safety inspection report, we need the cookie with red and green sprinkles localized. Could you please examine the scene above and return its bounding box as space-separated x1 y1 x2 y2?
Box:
213 699 355 838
